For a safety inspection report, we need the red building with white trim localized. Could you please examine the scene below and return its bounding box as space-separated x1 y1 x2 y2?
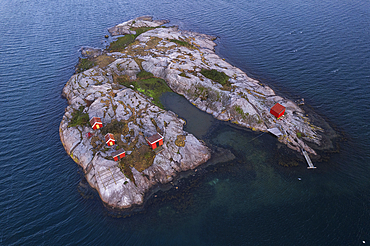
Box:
90 117 103 130
112 148 125 161
146 133 163 150
105 133 115 146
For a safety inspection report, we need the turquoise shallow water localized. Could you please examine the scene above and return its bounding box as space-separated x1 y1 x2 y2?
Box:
1 0 370 245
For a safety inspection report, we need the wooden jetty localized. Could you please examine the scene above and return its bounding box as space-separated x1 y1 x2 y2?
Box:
96 167 125 189
301 149 316 169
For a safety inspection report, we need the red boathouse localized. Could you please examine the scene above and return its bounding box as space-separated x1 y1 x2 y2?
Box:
146 133 163 150
105 133 115 146
112 148 125 161
90 117 103 130
270 103 286 119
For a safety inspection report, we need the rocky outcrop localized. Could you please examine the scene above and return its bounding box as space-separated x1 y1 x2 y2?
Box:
60 67 211 209
60 17 333 209
104 17 329 155
108 16 169 36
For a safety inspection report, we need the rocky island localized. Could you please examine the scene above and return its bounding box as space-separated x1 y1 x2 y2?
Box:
60 16 333 209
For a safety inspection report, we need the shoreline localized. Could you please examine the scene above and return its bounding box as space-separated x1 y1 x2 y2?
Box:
60 16 337 210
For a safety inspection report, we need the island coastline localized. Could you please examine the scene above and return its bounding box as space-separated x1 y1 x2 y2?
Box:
60 16 337 210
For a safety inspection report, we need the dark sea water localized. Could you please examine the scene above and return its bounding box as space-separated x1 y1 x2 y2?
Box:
1 0 370 245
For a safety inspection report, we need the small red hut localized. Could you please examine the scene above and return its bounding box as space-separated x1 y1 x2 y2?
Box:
90 117 103 130
112 148 125 161
146 133 163 150
270 103 286 119
105 133 115 146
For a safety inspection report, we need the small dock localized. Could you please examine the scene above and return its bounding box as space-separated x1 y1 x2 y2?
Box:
302 149 316 169
96 167 125 189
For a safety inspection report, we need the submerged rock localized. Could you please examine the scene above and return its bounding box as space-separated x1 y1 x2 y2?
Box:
60 17 335 209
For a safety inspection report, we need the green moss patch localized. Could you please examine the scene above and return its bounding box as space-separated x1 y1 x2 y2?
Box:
170 39 195 49
136 70 154 80
118 144 156 184
200 69 230 86
131 26 156 36
76 58 96 73
113 72 171 108
296 131 306 138
135 78 172 108
101 119 126 135
108 26 163 53
69 106 89 127
233 105 249 120
76 55 116 74
109 34 136 52
121 144 155 173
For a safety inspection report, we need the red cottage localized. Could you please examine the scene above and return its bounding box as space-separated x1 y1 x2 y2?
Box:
112 148 125 161
146 133 164 150
90 117 103 130
105 133 115 146
270 103 286 119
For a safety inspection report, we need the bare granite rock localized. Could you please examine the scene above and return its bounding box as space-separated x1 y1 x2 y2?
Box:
108 16 169 36
103 17 332 155
60 66 210 209
60 17 335 209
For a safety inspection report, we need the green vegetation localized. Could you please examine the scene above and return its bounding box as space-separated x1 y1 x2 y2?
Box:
135 78 172 108
200 69 230 86
234 105 244 115
179 72 190 78
94 55 116 68
108 26 162 52
101 119 126 135
69 106 89 127
136 70 154 80
125 144 155 172
108 34 136 52
119 160 136 185
115 74 131 85
234 105 249 120
76 55 116 74
119 144 156 184
76 58 95 73
170 39 195 49
113 72 172 108
131 26 156 36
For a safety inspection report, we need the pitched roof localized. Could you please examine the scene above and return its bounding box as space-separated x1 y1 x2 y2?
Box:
105 133 115 142
90 117 102 126
146 133 163 144
271 103 285 114
111 148 125 157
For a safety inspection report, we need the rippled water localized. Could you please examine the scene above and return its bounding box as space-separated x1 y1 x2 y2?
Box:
1 0 370 245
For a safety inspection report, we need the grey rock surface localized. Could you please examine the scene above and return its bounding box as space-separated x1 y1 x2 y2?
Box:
61 17 334 209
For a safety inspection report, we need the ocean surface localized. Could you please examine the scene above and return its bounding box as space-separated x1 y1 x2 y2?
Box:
1 0 370 245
